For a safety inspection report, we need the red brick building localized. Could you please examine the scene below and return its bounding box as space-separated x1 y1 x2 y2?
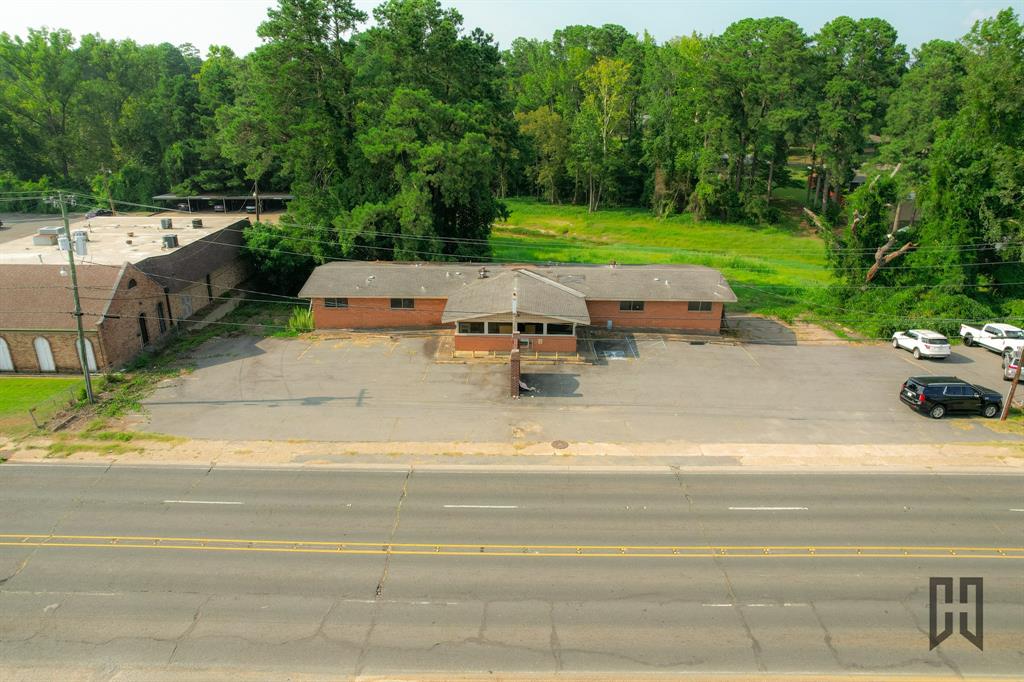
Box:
0 215 251 373
299 263 737 352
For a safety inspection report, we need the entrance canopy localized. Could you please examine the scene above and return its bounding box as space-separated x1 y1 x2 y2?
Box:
441 269 591 326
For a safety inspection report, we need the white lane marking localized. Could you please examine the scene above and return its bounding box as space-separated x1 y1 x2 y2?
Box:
443 504 518 509
728 506 808 511
163 500 243 505
1011 509 1024 512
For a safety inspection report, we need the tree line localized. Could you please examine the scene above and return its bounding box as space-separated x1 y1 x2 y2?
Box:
1 1 1022 332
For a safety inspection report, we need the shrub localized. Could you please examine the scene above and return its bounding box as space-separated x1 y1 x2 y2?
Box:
287 306 314 334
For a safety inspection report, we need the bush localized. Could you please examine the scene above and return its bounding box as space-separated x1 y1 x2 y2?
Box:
287 306 314 334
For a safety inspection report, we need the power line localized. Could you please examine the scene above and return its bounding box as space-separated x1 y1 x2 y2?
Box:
39 188 1024 258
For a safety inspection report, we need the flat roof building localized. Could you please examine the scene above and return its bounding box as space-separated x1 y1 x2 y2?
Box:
0 215 251 374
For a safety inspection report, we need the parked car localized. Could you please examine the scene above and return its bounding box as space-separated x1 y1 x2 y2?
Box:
85 208 112 218
212 204 226 212
891 329 950 359
1003 349 1021 381
959 323 1024 356
244 204 257 214
899 376 1002 419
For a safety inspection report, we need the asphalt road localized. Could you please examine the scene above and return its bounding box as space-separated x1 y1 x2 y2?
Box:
1 464 1021 679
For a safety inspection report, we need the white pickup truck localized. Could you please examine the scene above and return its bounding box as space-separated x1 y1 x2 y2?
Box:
959 322 1024 356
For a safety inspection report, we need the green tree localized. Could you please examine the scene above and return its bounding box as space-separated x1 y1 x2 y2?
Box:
515 105 569 203
573 56 631 212
813 17 907 212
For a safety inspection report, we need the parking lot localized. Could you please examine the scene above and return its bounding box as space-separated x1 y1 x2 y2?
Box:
138 331 1022 446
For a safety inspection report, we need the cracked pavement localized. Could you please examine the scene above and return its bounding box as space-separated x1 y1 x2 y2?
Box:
1 464 1021 678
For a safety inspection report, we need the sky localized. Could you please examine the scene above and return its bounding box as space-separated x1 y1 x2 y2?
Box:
4 0 1023 56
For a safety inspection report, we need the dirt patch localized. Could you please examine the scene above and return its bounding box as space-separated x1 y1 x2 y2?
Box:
728 314 845 346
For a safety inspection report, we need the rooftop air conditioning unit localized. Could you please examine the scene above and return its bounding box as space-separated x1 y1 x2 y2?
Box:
191 218 203 229
162 234 179 249
73 232 88 256
72 229 89 241
160 218 173 229
57 235 70 252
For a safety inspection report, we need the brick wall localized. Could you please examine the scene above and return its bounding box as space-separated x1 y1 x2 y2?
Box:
0 330 101 373
0 263 172 373
164 259 251 325
312 297 447 329
585 300 723 333
96 263 172 368
454 334 576 352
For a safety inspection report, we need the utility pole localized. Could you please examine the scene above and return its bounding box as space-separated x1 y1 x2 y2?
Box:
52 191 95 404
1001 348 1021 421
102 169 116 215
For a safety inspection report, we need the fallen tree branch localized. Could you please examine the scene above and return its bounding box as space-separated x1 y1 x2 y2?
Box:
866 235 916 282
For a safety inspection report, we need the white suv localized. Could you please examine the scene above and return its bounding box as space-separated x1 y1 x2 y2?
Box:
891 329 951 360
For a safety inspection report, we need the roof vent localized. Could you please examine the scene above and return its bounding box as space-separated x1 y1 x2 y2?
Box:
478 267 489 279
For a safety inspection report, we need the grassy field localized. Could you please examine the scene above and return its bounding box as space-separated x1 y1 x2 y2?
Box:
0 376 82 435
492 197 831 315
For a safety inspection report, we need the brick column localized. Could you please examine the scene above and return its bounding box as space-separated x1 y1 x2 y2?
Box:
510 349 521 399
510 330 521 399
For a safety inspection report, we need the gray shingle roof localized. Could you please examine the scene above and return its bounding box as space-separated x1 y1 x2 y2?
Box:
134 225 246 293
0 264 120 330
441 270 590 324
299 262 738 305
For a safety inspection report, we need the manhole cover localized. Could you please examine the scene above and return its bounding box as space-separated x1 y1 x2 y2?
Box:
551 440 569 450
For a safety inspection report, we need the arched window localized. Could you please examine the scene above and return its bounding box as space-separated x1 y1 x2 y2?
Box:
127 278 137 289
0 337 13 371
33 337 55 372
76 338 98 372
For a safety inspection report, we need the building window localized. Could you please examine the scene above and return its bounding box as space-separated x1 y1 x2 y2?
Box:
126 278 137 289
324 298 348 308
33 337 55 372
0 337 14 371
517 322 544 335
76 338 98 372
457 322 485 334
688 301 712 312
619 301 644 311
546 323 574 336
390 298 415 309
487 322 513 335
156 302 167 333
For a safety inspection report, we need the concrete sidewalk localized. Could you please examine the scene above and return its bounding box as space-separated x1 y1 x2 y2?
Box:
3 435 1022 472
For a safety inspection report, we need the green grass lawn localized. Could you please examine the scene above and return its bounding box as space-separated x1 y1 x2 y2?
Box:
0 376 82 435
492 197 831 315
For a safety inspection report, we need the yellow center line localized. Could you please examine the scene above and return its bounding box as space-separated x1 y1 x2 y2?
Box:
0 534 1020 559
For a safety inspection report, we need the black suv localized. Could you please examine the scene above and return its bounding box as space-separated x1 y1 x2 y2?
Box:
900 376 1002 419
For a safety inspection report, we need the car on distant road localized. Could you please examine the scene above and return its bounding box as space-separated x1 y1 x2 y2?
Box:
899 376 1002 419
244 204 256 214
891 329 950 359
212 204 225 212
959 322 1024 356
85 208 112 218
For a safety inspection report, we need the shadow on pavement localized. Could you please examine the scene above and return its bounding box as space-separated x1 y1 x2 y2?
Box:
520 373 582 398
